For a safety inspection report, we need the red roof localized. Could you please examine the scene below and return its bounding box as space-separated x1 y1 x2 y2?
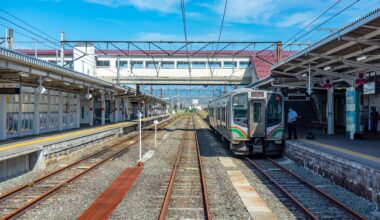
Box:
251 51 294 79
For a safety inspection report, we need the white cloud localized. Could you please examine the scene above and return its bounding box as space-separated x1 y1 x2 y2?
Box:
137 32 180 40
85 0 179 13
276 12 315 27
208 0 281 24
206 0 380 28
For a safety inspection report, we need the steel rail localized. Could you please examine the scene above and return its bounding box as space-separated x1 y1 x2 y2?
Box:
246 158 319 220
266 157 366 220
192 115 212 220
158 117 189 220
158 115 212 220
0 116 178 220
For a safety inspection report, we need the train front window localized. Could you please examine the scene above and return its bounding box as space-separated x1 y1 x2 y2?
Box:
267 94 282 127
232 93 248 127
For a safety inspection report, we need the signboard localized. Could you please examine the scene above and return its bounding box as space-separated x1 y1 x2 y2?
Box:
192 99 199 105
355 71 367 85
0 83 20 94
0 83 20 88
0 88 20 94
346 87 359 136
363 81 375 95
323 77 332 88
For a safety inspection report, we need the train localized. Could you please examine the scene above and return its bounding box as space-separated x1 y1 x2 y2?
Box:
208 88 285 156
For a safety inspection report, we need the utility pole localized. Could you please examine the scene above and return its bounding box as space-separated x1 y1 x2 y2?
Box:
116 56 120 85
276 41 282 63
5 28 14 49
34 40 38 58
60 32 65 66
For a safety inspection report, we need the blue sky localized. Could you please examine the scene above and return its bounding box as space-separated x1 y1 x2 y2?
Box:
1 0 380 49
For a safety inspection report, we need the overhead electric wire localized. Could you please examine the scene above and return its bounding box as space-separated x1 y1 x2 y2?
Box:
284 0 342 45
207 0 228 90
179 0 193 100
284 0 360 49
0 10 118 77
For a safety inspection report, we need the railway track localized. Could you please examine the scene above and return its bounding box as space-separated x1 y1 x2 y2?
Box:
0 116 179 220
246 157 366 220
159 115 211 220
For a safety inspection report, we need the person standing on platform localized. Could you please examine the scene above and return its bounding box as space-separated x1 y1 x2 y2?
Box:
370 108 379 133
287 108 298 140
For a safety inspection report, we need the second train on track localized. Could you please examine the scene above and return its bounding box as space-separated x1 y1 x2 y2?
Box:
208 88 285 156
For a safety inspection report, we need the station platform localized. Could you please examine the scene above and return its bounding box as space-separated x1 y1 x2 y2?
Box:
0 115 170 180
291 134 380 170
284 134 380 205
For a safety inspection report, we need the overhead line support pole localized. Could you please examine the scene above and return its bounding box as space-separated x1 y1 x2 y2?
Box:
60 32 65 66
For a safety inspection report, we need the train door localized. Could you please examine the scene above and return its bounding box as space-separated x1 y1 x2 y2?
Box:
249 99 266 137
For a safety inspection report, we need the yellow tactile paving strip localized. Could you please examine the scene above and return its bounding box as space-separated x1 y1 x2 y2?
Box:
218 157 237 168
0 115 167 152
301 139 380 164
227 170 278 220
218 157 277 219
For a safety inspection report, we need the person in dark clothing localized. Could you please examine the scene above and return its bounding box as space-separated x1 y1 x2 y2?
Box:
370 108 379 133
287 108 298 139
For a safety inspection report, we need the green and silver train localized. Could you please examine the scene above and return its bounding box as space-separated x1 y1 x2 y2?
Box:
208 89 285 156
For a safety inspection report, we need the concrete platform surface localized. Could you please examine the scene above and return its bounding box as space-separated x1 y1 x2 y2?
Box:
0 115 168 162
288 134 380 170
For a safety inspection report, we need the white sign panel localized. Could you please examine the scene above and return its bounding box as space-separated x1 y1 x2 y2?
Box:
192 99 199 105
363 81 375 95
0 83 20 88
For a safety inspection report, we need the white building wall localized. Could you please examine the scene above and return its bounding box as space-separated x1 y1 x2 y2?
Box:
73 45 96 76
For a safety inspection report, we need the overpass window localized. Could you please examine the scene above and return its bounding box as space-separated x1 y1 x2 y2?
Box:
232 93 248 127
131 61 144 68
209 62 221 68
96 60 110 67
48 60 57 64
239 61 251 68
224 61 237 68
116 60 128 68
192 62 206 68
146 61 159 68
161 61 174 68
177 61 189 69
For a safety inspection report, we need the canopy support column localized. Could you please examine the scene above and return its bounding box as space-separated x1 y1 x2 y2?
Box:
327 87 334 134
101 94 105 125
0 95 7 140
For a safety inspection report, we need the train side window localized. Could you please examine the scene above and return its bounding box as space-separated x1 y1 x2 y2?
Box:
232 93 248 127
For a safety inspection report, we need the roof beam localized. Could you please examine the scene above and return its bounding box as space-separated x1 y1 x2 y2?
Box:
341 36 380 47
363 25 380 30
309 52 380 72
291 45 379 75
283 29 380 72
272 70 323 83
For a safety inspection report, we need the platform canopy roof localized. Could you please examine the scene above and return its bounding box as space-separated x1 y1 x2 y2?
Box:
264 8 380 90
0 46 167 104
